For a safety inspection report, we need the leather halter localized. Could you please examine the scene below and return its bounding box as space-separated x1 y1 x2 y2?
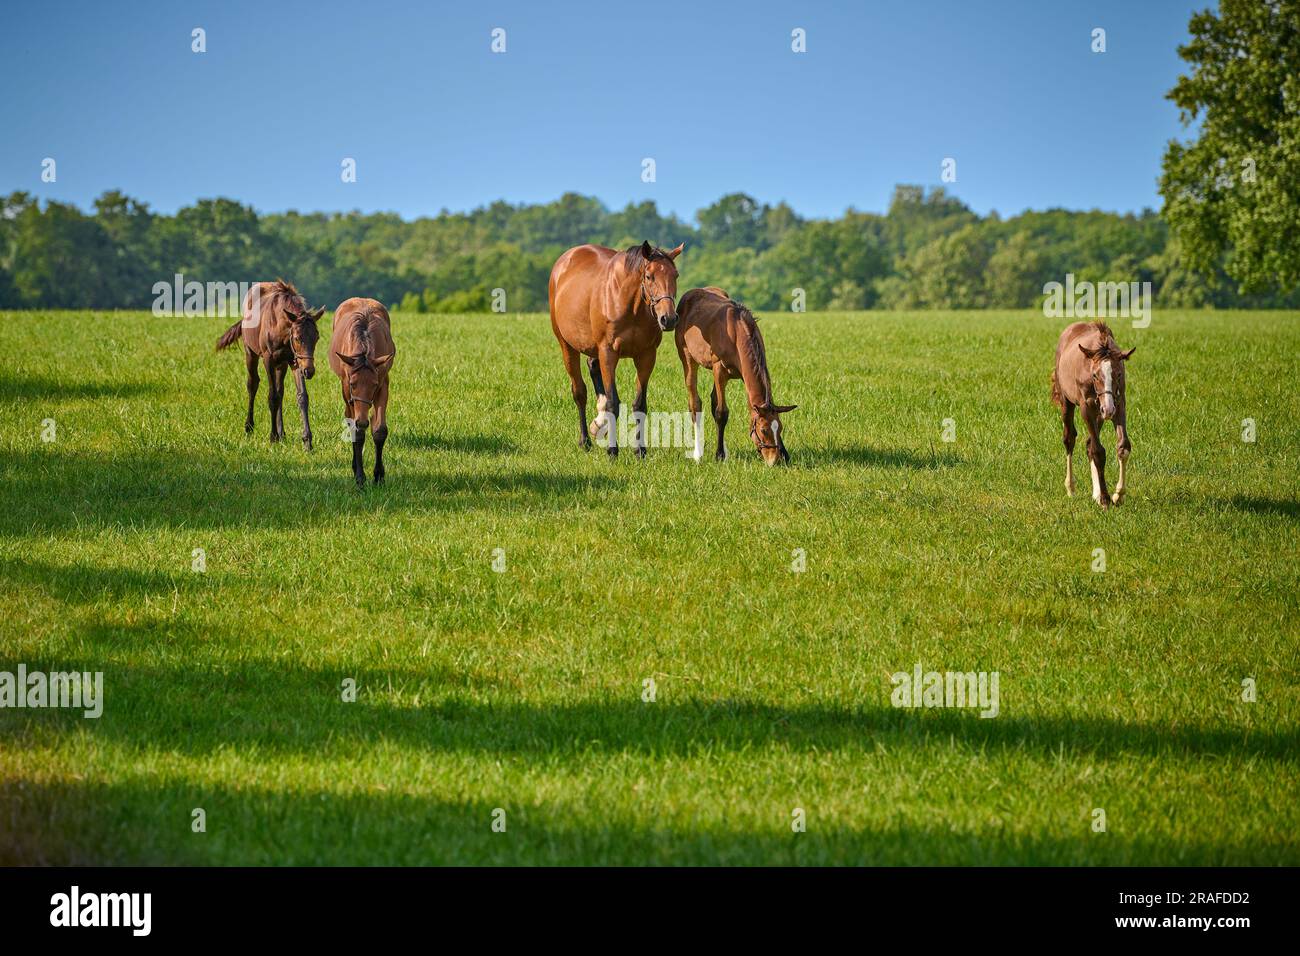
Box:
750 411 781 450
641 270 674 314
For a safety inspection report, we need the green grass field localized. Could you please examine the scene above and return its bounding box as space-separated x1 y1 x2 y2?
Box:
1 308 1297 865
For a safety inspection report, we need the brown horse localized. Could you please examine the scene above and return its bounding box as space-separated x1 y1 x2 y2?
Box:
549 241 683 457
329 298 395 487
1052 320 1135 508
675 287 796 465
215 279 324 449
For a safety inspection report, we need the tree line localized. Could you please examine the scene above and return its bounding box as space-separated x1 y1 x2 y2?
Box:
1 185 1294 314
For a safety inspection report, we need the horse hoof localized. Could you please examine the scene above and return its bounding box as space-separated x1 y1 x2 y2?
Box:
374 471 385 485
579 438 592 451
635 447 647 460
607 446 619 460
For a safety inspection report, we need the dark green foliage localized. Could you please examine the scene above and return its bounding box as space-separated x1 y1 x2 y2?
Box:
1 184 1295 312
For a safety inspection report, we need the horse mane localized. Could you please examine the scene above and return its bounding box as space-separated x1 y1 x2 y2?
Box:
268 278 309 319
1089 320 1126 356
621 244 675 273
729 299 774 405
346 308 374 357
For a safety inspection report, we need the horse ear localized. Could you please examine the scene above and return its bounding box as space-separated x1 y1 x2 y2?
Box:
337 352 363 368
308 306 325 321
666 243 684 260
1120 346 1136 360
372 353 394 371
285 310 302 324
1078 344 1099 359
771 403 797 414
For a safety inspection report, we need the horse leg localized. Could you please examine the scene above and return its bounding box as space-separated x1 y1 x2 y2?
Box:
371 383 389 484
597 348 621 459
1062 400 1077 497
631 350 655 459
558 341 589 450
1083 408 1110 508
1113 407 1131 505
272 365 288 441
264 356 281 443
244 347 259 434
711 369 730 461
294 367 312 451
350 410 367 489
683 354 703 462
587 355 607 444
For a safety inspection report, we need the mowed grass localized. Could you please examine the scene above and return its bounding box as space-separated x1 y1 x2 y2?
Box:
0 307 1297 866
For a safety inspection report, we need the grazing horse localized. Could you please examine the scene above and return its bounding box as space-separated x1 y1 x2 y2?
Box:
329 298 395 487
1052 321 1135 508
215 279 323 449
675 287 796 465
549 240 683 458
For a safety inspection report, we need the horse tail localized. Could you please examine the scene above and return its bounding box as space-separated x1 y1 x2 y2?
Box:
215 319 242 352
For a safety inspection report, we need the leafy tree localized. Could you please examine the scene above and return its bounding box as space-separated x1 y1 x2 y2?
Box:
1160 0 1300 294
697 193 767 251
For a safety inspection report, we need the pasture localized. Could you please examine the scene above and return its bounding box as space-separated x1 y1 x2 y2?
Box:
0 308 1296 865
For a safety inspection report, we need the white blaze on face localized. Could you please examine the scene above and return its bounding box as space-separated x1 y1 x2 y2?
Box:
1100 360 1116 419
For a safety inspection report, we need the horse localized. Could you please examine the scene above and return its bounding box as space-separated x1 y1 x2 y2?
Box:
329 298 395 487
675 287 796 465
1051 320 1135 508
215 279 324 449
549 240 683 458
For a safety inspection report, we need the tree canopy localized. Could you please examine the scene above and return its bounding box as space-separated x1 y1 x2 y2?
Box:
1 184 1295 313
1160 0 1300 294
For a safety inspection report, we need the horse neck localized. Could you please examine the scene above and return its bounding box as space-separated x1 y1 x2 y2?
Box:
611 261 650 322
265 296 295 345
733 318 772 409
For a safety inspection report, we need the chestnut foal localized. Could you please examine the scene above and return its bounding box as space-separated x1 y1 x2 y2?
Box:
215 279 324 449
675 287 796 465
329 298 395 487
1052 321 1135 508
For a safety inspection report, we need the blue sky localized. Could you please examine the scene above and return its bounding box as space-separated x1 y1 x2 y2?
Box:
0 0 1205 223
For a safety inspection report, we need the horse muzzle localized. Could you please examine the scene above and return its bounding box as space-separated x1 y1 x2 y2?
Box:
658 313 678 332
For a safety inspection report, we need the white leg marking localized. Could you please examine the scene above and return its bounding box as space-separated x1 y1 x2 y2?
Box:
689 413 703 461
1090 458 1103 504
1113 456 1127 505
1065 454 1075 497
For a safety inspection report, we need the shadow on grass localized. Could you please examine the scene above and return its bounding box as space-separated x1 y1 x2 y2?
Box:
2 658 1292 763
394 432 520 455
1 777 1289 866
811 443 963 469
0 557 200 606
1223 495 1300 520
0 372 159 404
0 445 617 533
